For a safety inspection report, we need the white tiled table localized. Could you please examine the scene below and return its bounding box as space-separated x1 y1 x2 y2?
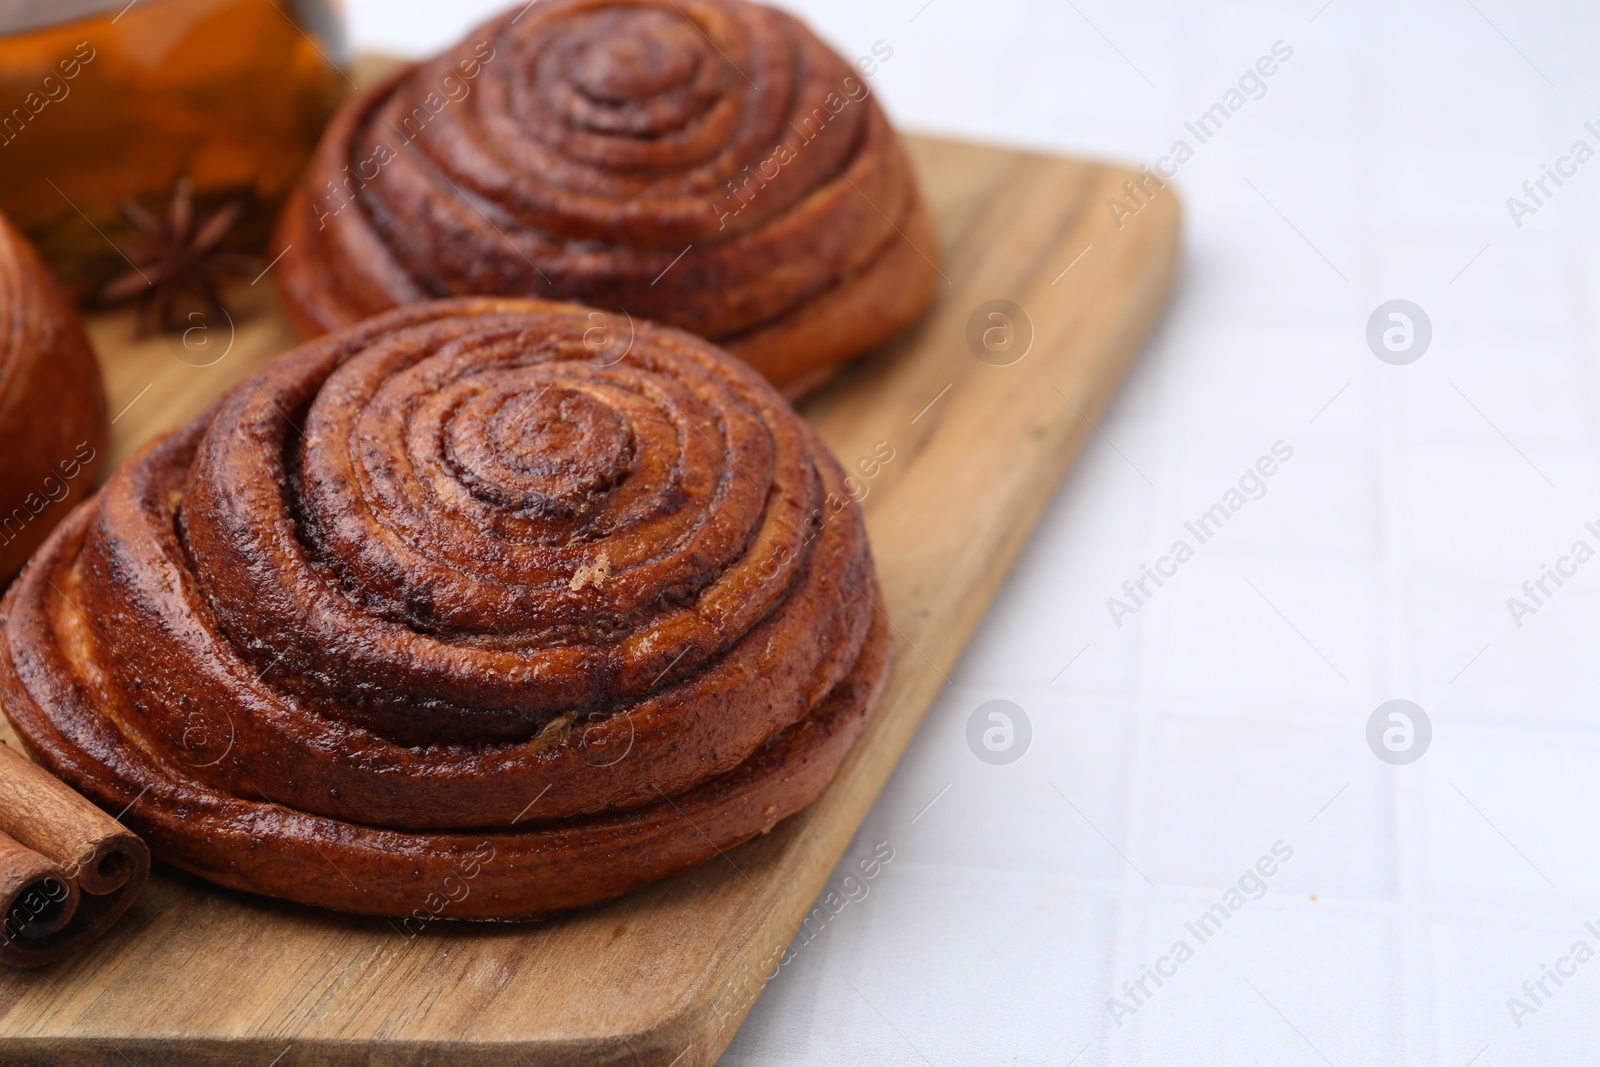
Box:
353 3 1600 1063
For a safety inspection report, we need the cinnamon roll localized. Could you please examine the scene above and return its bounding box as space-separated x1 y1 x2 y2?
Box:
0 298 889 918
274 0 938 399
0 211 105 583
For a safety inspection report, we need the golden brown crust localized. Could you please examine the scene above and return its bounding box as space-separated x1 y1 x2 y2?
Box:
0 297 889 918
273 0 938 398
0 212 106 582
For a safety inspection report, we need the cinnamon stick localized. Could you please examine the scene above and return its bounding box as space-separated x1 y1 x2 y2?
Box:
0 742 148 967
0 831 78 945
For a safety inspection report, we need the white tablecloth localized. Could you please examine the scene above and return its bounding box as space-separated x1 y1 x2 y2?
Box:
350 3 1600 1063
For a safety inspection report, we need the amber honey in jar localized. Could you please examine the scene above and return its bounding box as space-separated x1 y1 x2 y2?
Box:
0 0 348 301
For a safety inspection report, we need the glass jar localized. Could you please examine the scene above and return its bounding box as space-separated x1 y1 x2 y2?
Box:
0 0 348 300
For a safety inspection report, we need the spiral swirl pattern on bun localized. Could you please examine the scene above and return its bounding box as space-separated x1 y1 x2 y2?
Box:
0 211 106 583
0 298 888 918
274 0 939 398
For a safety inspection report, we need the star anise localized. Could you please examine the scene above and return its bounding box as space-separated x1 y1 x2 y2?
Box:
100 178 260 336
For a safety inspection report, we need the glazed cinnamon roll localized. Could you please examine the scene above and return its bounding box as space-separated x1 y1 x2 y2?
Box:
0 298 888 918
274 0 939 399
0 211 105 583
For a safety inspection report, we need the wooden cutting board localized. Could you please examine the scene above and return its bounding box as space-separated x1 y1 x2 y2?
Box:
0 133 1180 1065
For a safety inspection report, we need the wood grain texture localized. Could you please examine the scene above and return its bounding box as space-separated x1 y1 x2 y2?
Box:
0 134 1180 1065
